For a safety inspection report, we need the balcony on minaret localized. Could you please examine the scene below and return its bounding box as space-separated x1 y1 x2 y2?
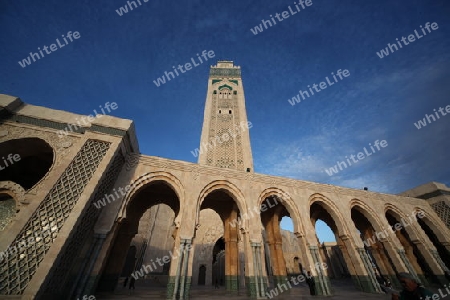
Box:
209 61 241 78
215 61 237 68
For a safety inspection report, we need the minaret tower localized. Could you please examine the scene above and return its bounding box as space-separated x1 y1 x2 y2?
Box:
198 61 254 172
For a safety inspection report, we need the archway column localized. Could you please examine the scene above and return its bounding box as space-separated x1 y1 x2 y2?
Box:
166 237 192 300
250 241 267 299
339 236 380 293
414 242 448 285
309 245 332 295
97 223 135 292
356 247 383 293
373 243 402 288
224 209 239 293
397 249 421 284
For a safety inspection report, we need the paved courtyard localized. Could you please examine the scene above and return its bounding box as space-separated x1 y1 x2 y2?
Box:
95 279 394 300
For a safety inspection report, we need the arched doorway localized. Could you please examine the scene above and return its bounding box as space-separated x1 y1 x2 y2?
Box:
351 206 400 288
198 265 206 285
196 188 242 293
212 238 225 287
310 200 379 294
97 180 180 292
385 209 436 285
415 213 450 280
260 196 290 287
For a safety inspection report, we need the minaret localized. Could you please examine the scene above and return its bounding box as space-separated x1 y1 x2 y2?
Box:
198 61 254 172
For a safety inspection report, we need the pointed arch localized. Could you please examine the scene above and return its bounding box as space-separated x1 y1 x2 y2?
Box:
258 187 304 236
309 193 350 238
412 206 450 245
196 180 248 228
349 199 389 235
118 171 185 220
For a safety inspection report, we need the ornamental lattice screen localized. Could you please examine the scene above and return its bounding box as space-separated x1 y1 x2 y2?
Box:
0 139 110 295
431 201 450 229
40 151 125 297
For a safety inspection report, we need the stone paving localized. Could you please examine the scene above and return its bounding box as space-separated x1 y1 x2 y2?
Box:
95 279 395 300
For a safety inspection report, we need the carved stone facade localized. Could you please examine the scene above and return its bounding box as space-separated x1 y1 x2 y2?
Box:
0 62 449 299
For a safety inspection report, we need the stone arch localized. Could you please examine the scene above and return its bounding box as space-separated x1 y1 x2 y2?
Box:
195 180 248 293
118 171 185 221
349 199 392 239
384 204 423 242
257 187 304 236
309 193 350 238
384 203 445 285
412 206 450 245
350 200 405 288
98 172 183 291
309 194 381 293
196 180 248 228
412 207 450 277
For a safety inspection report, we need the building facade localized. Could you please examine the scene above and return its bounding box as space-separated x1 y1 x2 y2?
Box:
0 61 449 299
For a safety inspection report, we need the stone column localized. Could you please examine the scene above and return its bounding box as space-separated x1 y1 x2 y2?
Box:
250 243 260 298
167 238 184 300
97 226 134 291
309 246 332 295
414 242 448 285
397 249 421 284
338 239 362 291
179 239 192 300
356 248 382 293
79 234 107 297
256 244 266 298
224 209 239 293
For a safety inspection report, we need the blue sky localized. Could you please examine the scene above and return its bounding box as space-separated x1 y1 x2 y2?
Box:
1 0 450 242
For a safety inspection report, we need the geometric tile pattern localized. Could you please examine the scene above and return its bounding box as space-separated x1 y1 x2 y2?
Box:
0 140 110 295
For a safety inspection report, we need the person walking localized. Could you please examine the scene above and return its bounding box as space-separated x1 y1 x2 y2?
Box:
128 276 136 295
306 271 316 295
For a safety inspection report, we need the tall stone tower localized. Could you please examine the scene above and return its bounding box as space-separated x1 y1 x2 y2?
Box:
198 61 254 172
